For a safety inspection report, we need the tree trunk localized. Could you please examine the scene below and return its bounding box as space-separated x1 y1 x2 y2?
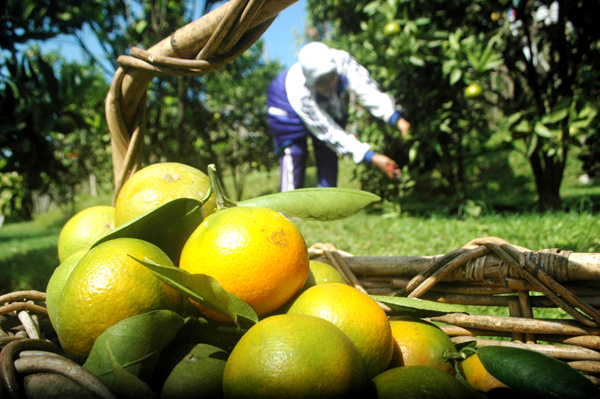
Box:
529 148 566 212
89 173 97 197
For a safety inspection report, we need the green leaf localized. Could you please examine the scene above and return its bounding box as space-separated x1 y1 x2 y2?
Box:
527 134 539 158
363 1 380 16
455 340 478 353
481 58 504 71
478 346 600 399
534 122 555 138
466 53 481 71
104 344 158 399
514 119 531 133
449 33 460 51
135 20 148 34
369 295 467 317
570 119 592 129
22 3 36 19
541 108 569 125
578 104 597 120
132 257 258 326
408 143 419 164
84 310 185 384
449 69 462 86
506 111 523 127
408 56 425 67
237 188 381 221
56 12 72 21
92 198 206 264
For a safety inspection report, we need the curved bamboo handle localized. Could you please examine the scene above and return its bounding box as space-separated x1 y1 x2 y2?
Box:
107 0 299 204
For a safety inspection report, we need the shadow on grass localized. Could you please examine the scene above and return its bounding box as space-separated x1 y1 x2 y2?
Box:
0 228 62 243
0 246 59 295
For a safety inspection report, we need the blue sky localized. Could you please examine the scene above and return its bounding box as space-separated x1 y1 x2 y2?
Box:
40 0 307 73
261 0 307 67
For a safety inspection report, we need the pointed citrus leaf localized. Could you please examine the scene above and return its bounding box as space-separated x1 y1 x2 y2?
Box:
370 295 467 317
132 257 258 326
84 310 185 383
527 134 539 158
104 343 159 399
237 188 381 221
541 108 569 125
478 346 600 399
534 122 554 138
91 198 206 264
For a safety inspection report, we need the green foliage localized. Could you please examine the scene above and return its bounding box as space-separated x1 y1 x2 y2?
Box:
370 295 466 317
1 0 126 220
306 0 600 213
309 0 513 210
203 42 283 200
478 346 600 398
0 168 27 221
2 0 282 221
84 310 185 397
0 0 127 52
134 258 258 326
238 187 381 221
94 198 206 265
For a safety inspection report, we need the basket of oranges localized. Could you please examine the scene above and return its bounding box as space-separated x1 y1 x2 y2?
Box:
3 0 600 397
3 159 600 398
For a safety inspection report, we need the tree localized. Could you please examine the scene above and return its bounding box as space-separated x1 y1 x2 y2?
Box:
306 0 514 209
203 42 282 200
305 0 600 212
1 0 127 219
500 0 600 211
1 0 264 220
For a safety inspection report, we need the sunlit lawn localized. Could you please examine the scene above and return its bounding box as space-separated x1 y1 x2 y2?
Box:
1 157 599 308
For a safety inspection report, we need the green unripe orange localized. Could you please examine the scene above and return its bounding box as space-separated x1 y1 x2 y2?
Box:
383 21 401 36
464 83 483 99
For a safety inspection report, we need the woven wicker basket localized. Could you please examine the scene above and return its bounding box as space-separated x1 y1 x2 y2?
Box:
309 240 600 386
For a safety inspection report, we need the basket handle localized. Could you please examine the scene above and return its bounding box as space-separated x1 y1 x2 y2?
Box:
106 0 299 205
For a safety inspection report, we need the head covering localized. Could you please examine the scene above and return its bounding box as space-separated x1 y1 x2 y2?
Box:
298 42 337 87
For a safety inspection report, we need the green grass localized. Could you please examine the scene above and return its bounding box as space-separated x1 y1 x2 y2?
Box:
1 156 598 299
0 192 113 294
294 209 600 257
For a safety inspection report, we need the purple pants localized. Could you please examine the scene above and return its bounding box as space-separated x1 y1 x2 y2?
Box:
279 135 338 192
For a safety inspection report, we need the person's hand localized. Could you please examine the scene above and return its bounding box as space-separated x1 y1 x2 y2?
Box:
397 117 411 139
371 154 399 179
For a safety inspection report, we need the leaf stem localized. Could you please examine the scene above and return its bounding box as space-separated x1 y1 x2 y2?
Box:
207 164 237 210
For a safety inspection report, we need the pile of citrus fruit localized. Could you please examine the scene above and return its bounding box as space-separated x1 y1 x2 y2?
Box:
43 162 598 399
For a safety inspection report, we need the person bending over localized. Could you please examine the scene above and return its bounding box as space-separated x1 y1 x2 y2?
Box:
267 41 410 191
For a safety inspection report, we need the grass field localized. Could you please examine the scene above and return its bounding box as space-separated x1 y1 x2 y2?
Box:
1 157 599 305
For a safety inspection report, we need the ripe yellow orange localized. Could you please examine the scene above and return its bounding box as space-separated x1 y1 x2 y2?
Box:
46 249 87 328
179 206 309 320
222 314 368 398
54 238 183 362
287 283 393 378
388 316 457 373
57 206 115 262
461 354 508 392
114 162 216 227
371 366 476 399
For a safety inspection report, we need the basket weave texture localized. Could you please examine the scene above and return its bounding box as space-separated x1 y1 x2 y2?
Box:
106 0 295 206
309 238 600 383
